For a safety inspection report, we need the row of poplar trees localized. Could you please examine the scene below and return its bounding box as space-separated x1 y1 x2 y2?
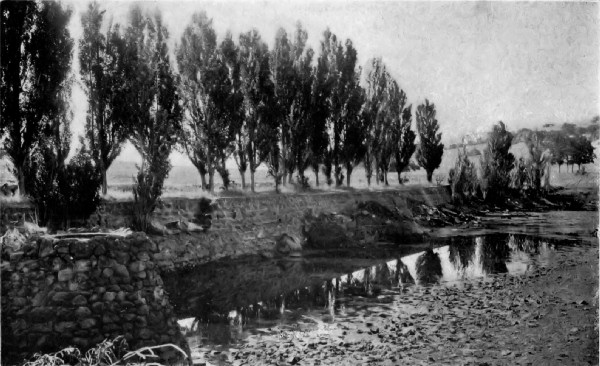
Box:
1 2 444 226
174 12 444 191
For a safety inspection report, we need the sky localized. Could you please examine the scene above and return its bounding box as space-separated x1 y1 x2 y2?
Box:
65 0 600 165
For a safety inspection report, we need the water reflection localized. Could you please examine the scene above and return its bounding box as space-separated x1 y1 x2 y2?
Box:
415 249 442 285
164 234 588 350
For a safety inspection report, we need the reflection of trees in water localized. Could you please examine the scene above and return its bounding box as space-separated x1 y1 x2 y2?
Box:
507 234 550 254
448 236 477 272
479 236 510 274
415 249 442 285
374 262 394 286
395 259 414 285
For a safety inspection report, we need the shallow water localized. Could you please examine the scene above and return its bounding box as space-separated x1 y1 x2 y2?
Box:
160 230 595 364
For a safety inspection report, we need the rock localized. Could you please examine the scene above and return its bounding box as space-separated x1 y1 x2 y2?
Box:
91 302 105 313
57 268 74 282
114 252 130 265
136 251 150 261
112 264 129 278
102 268 114 278
72 295 88 306
103 292 116 302
93 243 106 256
70 241 95 259
129 261 146 273
138 304 150 315
55 321 76 332
1 228 26 252
74 259 91 273
138 328 153 339
52 292 73 303
75 307 92 318
80 318 97 329
275 234 303 255
305 220 351 249
39 238 55 258
12 297 27 307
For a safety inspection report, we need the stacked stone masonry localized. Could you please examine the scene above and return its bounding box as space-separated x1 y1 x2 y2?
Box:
1 233 189 364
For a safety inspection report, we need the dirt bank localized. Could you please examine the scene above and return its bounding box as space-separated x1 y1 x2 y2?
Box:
223 242 598 366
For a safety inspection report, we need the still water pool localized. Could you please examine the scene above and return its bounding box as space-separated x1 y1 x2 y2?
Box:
160 232 594 363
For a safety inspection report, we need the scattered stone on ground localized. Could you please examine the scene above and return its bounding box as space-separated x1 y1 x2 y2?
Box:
200 244 598 366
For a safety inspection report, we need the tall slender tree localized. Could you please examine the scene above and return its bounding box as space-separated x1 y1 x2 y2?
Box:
79 1 129 195
363 58 389 185
289 26 314 185
393 105 416 183
220 32 246 188
177 12 235 192
415 99 444 182
124 6 182 231
1 1 73 195
270 27 294 185
238 29 274 192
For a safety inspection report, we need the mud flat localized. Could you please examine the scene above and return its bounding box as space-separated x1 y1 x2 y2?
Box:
210 242 598 366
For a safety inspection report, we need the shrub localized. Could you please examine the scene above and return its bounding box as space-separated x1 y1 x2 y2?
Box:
296 174 311 190
131 158 170 232
480 122 514 202
24 146 102 230
448 147 478 202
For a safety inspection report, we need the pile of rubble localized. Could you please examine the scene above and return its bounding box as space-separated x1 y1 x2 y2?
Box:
412 204 483 228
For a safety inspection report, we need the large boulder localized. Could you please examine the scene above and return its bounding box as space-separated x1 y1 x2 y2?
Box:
304 219 353 249
275 234 302 255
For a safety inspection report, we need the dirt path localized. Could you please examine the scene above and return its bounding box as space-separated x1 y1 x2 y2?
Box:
227 243 598 366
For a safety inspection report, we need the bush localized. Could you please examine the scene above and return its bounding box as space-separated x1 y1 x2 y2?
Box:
480 122 514 202
296 175 310 190
24 147 102 230
448 147 478 202
131 158 170 232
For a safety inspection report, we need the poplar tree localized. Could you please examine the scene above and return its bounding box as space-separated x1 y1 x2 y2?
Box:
125 6 182 231
238 29 274 192
177 12 235 192
415 99 444 182
79 1 129 195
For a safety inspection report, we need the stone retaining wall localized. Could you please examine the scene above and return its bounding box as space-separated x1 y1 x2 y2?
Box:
0 233 189 364
1 187 451 270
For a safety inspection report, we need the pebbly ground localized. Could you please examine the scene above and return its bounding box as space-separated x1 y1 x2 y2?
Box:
207 241 598 366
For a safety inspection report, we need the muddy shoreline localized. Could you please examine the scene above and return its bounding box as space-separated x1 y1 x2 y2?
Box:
218 240 598 366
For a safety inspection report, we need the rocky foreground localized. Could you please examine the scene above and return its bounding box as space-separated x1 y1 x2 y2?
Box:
206 243 598 366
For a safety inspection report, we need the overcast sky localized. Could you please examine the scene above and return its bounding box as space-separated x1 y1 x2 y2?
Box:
66 0 600 164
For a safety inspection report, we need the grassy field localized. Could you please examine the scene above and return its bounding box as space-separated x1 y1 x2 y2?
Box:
1 140 597 201
103 140 598 199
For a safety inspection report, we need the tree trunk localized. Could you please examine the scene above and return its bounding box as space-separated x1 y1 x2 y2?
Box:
313 165 319 186
383 169 389 186
208 171 215 193
366 175 371 186
397 171 403 184
558 164 561 173
250 170 255 193
17 166 25 196
101 169 108 195
346 165 352 187
288 171 293 185
239 169 246 189
426 170 433 183
199 174 207 191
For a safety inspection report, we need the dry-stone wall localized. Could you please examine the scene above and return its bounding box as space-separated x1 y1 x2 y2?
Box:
1 233 189 364
1 187 450 270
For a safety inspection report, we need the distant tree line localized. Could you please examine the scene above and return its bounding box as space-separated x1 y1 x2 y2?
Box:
449 119 596 203
1 2 447 230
